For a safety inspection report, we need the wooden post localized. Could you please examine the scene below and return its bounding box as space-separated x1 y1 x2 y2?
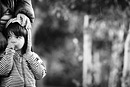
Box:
122 27 130 87
83 15 92 87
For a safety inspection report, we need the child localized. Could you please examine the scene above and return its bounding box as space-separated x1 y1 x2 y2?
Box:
0 0 35 53
0 20 46 87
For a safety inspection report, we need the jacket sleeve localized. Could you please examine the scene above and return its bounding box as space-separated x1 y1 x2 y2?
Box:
14 0 35 23
0 49 15 76
24 52 46 80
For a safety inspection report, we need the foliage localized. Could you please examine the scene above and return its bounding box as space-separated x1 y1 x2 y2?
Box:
44 0 130 15
33 7 83 86
34 15 70 53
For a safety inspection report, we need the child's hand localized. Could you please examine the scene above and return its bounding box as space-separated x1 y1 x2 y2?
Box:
7 39 15 50
5 41 15 54
0 32 7 49
16 13 32 29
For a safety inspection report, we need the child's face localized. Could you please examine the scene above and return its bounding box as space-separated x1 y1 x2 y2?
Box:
8 32 25 50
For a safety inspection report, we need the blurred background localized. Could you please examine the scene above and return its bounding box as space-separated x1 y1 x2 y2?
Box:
31 0 130 87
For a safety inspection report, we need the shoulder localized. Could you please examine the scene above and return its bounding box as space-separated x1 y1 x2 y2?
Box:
32 52 40 58
31 52 43 63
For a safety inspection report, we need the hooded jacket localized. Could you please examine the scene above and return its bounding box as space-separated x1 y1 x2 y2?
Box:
0 51 46 87
0 0 35 23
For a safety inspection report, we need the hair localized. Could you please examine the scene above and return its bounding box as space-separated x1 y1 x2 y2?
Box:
0 38 7 53
4 22 27 54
